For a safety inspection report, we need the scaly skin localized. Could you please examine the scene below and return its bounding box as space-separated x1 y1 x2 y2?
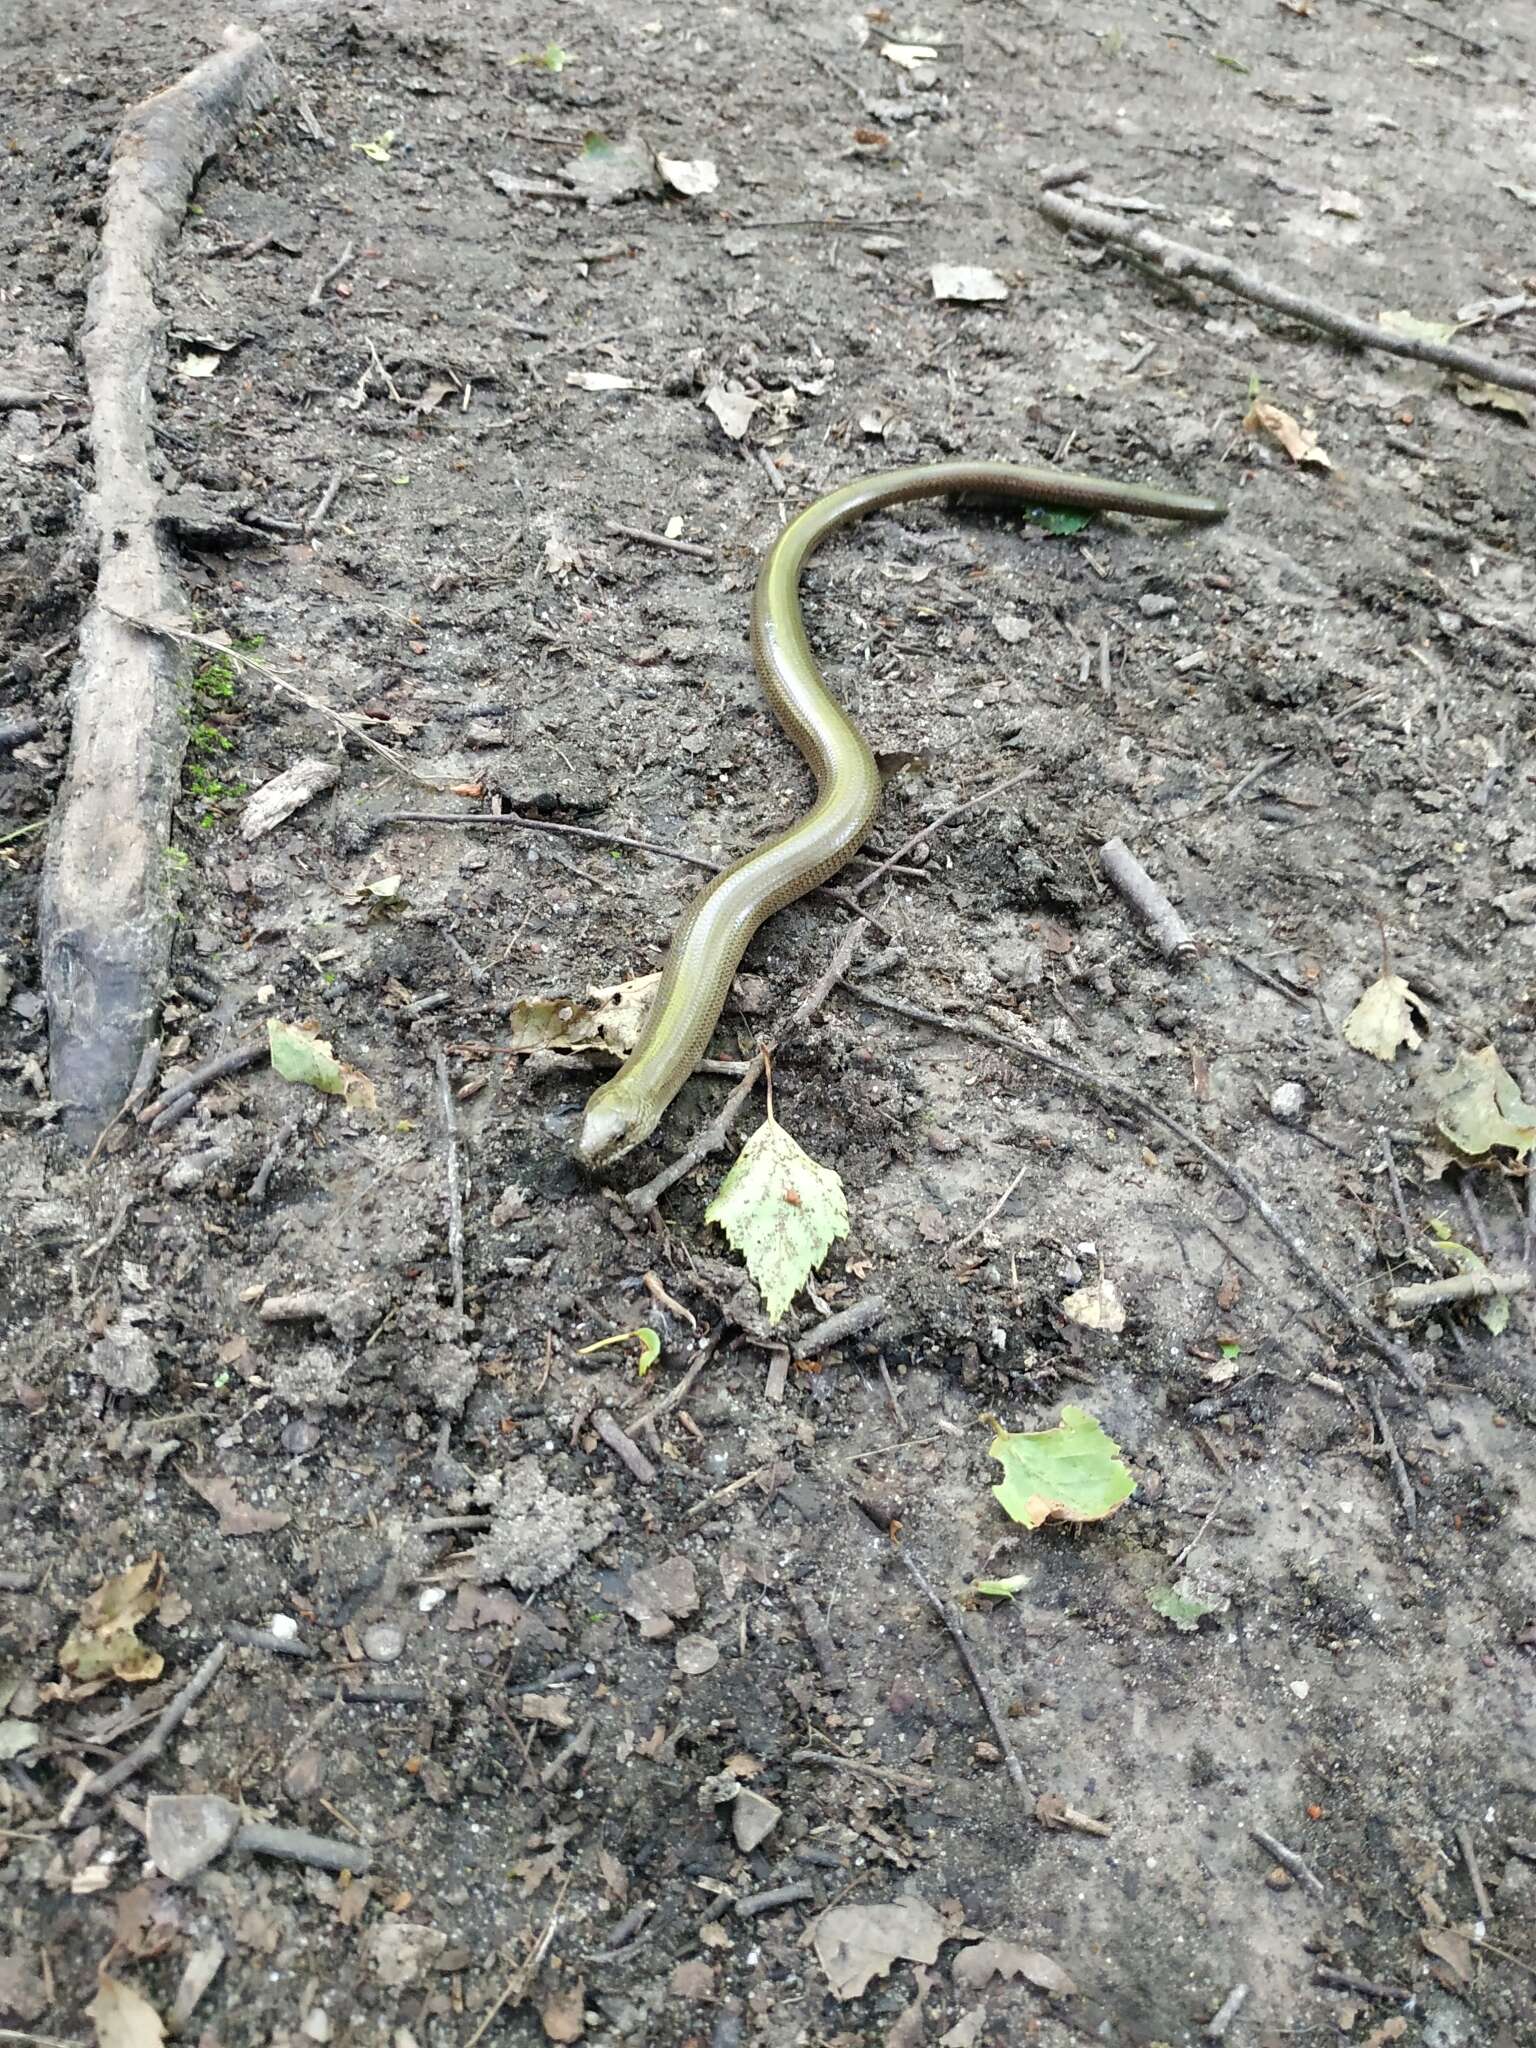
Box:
576 461 1226 1168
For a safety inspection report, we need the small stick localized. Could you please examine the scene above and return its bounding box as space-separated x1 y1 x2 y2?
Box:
140 1039 265 1128
247 1106 305 1205
465 1879 571 2048
1099 837 1196 962
624 918 868 1218
233 1821 369 1873
305 240 354 311
877 1356 903 1425
433 1052 465 1329
734 1880 814 1919
840 981 1423 1387
953 1163 1030 1248
791 1748 933 1793
304 467 343 534
793 1295 887 1358
1221 748 1294 808
605 520 715 561
60 1641 228 1826
1456 1821 1493 1926
592 1407 657 1485
586 1902 655 1960
1457 1177 1495 1260
1381 1133 1415 1255
1313 1966 1412 2002
854 1498 1031 1805
226 1625 317 1659
790 1587 848 1692
1038 188 1536 400
1364 1378 1418 1527
1205 1983 1249 2040
1251 1826 1324 1898
1387 1269 1528 1314
1038 158 1091 190
849 768 1032 900
1356 0 1489 55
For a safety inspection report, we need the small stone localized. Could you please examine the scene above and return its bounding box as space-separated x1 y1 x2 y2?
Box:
675 1633 720 1677
362 1624 405 1664
268 1613 299 1642
302 2011 333 2044
162 1157 207 1194
974 1740 1002 1764
284 1748 325 1800
1269 1081 1307 1122
1138 592 1178 619
927 1128 962 1154
146 1793 240 1881
281 1418 321 1454
1265 1865 1293 1890
731 1789 781 1853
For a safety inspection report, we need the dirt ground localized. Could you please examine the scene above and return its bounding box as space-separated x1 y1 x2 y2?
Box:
2 1 1535 2043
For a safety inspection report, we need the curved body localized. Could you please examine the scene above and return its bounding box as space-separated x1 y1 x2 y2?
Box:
576 460 1225 1167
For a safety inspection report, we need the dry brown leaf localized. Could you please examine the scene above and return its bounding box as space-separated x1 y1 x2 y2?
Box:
1243 399 1332 469
812 1898 948 2000
60 1559 164 1685
1342 972 1429 1063
540 1980 584 2043
952 1937 1076 1997
87 1975 165 2048
181 1471 290 1538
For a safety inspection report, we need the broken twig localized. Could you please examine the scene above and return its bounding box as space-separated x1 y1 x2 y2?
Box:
1099 836 1196 962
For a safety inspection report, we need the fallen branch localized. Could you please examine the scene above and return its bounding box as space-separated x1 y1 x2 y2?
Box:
1038 187 1536 401
1386 1268 1529 1315
39 27 280 1144
839 980 1425 1388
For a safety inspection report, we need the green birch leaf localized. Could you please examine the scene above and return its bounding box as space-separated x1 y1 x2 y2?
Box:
705 1112 848 1324
1433 1046 1536 1166
988 1406 1136 1529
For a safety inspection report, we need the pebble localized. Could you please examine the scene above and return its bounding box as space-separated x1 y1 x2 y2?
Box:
268 1613 299 1642
1138 592 1178 619
1269 1081 1308 1122
362 1623 405 1664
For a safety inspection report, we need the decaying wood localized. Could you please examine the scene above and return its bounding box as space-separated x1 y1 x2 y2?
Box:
40 26 279 1142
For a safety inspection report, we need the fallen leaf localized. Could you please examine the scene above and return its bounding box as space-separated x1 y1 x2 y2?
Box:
518 1693 575 1728
565 371 637 392
1150 1581 1223 1632
1341 972 1429 1063
561 129 661 205
702 378 760 440
931 264 1008 304
1059 1275 1125 1335
813 1898 949 2000
1420 1925 1473 1984
1455 378 1533 426
509 973 660 1058
988 1406 1136 1529
182 1471 290 1537
540 1979 585 2041
1243 399 1332 469
620 1556 698 1639
657 154 718 197
704 1110 849 1323
883 41 939 69
350 131 395 164
268 1017 378 1112
1362 2021 1408 2048
60 1558 164 1685
514 42 569 71
575 1327 662 1375
1024 503 1093 534
670 1959 714 2000
88 1974 165 2048
939 2015 985 2048
952 1938 1076 1997
971 1574 1030 1600
175 353 221 379
363 1922 448 1988
1432 1046 1536 1166
1377 307 1460 345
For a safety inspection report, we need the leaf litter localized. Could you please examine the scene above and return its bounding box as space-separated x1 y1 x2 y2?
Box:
1342 972 1429 1062
704 1105 848 1322
988 1407 1136 1528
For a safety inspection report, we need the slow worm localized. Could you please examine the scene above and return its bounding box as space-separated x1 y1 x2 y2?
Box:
576 460 1225 1167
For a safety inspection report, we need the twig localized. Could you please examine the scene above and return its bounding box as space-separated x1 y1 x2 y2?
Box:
1099 837 1196 962
140 1039 265 1131
1222 748 1294 808
953 1164 1030 1249
623 918 869 1218
790 1588 848 1692
1364 1378 1418 1527
849 768 1032 900
1251 1826 1324 1898
1353 0 1489 55
606 520 714 561
60 1641 228 1826
305 240 354 311
592 1407 657 1485
247 1105 305 1205
226 1624 317 1659
1313 1966 1412 2002
793 1295 887 1358
791 1748 933 1793
1456 1821 1493 1926
735 1881 815 1919
854 1498 1031 1804
233 1821 369 1873
1387 1269 1528 1314
1205 1984 1249 2040
434 1051 465 1330
1381 1132 1415 1255
465 1879 571 2048
304 467 343 534
839 980 1425 1388
1038 188 1536 400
